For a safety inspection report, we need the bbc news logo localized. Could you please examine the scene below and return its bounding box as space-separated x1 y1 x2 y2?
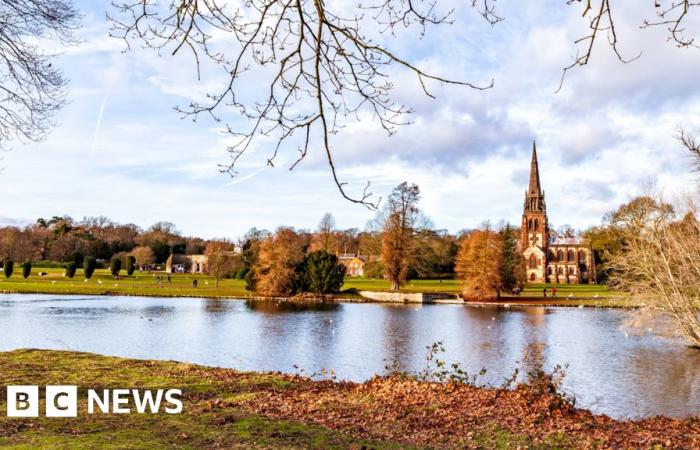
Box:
5 386 183 417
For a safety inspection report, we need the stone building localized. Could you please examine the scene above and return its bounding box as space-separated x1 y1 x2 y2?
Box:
165 254 209 274
338 253 366 277
521 142 596 284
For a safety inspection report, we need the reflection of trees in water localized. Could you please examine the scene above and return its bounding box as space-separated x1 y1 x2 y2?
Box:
202 299 233 315
381 306 418 373
244 300 340 314
140 305 176 317
622 346 700 417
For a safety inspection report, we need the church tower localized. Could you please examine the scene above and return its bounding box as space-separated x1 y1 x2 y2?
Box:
521 142 549 282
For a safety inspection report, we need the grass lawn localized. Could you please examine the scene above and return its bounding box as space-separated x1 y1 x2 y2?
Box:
0 349 694 449
0 268 628 306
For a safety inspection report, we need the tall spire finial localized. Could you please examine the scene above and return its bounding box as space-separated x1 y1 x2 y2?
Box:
528 140 541 195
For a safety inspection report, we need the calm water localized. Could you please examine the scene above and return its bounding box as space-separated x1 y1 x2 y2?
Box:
0 294 698 419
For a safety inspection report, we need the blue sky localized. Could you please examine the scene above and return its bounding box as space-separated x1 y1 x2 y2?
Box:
1 1 699 239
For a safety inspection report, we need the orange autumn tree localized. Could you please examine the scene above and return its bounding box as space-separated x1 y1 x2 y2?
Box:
252 228 307 296
455 227 504 301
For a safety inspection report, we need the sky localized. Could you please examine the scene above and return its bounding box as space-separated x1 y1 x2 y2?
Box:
1 0 700 239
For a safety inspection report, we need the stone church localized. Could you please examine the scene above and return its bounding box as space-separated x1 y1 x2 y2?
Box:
521 142 596 284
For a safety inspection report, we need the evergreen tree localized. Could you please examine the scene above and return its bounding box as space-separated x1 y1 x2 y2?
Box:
3 260 13 278
126 255 136 276
301 250 346 294
83 257 96 279
500 224 525 293
21 261 31 279
110 256 122 277
65 262 77 279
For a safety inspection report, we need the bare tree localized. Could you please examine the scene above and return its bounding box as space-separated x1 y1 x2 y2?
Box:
314 212 335 252
381 182 420 290
107 1 496 208
205 240 238 287
608 193 700 348
0 1 80 149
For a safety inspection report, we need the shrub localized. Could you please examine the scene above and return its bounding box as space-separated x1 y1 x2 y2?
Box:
21 262 31 279
3 260 14 278
110 256 122 277
235 267 249 280
300 250 346 294
65 262 77 279
126 255 136 276
83 257 96 279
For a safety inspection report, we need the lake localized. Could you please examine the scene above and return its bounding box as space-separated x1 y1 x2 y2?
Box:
0 293 698 419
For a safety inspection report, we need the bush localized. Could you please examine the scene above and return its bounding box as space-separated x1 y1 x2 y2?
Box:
65 262 77 279
21 262 31 279
300 251 346 294
3 260 14 278
126 255 136 276
83 257 96 279
235 267 249 280
110 256 122 277
244 269 256 291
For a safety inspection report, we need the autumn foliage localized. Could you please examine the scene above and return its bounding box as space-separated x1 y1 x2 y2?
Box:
455 228 503 301
252 228 307 296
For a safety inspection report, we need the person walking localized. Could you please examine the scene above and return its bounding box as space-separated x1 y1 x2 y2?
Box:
552 286 557 298
543 287 547 298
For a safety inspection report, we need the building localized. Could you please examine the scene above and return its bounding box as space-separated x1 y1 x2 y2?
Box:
165 254 209 274
338 253 366 276
521 142 596 284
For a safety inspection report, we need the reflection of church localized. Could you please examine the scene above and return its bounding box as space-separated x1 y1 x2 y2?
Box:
521 143 596 284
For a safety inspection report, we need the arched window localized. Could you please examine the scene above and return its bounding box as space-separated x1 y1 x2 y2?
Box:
529 254 537 269
557 250 564 261
567 250 574 261
528 219 533 231
534 218 539 231
549 249 557 261
578 250 586 263
530 273 536 282
558 267 563 275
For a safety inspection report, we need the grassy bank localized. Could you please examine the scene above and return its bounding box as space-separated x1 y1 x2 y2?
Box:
0 349 695 449
0 268 628 306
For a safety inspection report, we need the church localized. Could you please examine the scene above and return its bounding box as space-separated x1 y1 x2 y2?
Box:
521 143 596 284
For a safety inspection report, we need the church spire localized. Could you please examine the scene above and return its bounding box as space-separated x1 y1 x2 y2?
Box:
523 141 546 213
528 141 542 195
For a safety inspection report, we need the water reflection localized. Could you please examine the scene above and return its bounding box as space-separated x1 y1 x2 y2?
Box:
0 293 698 419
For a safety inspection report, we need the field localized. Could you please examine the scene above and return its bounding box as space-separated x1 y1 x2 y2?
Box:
0 267 627 306
0 349 695 449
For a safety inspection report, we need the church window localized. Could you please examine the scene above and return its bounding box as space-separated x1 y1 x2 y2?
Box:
529 254 537 269
530 273 536 281
534 218 539 230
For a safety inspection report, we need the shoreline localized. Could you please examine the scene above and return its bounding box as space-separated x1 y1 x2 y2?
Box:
0 349 695 448
0 287 633 308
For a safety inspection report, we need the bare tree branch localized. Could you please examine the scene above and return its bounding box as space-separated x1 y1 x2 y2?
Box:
643 0 700 48
108 0 496 209
0 0 80 149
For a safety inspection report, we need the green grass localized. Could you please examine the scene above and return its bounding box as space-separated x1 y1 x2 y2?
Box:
0 268 628 306
0 349 415 449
